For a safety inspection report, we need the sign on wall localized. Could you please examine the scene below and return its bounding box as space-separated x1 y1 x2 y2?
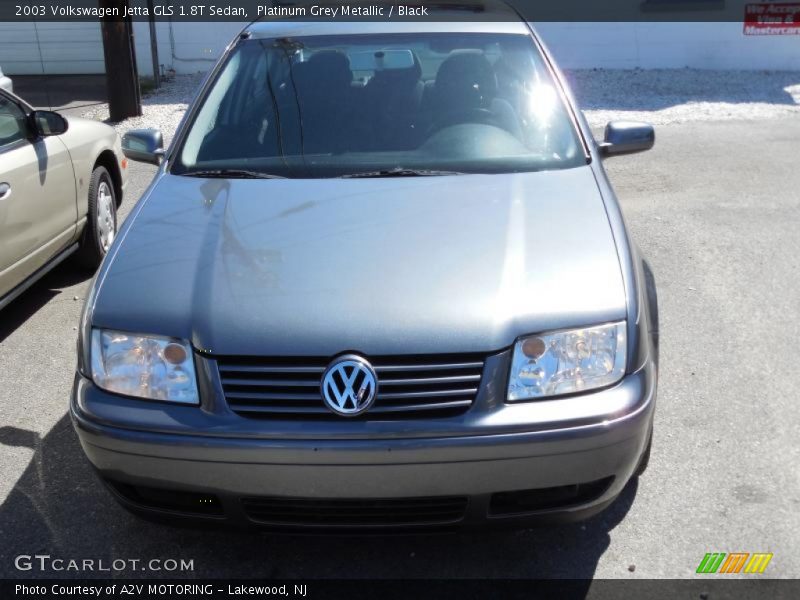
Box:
744 3 800 34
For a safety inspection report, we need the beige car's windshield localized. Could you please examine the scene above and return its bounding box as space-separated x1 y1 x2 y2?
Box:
174 33 586 178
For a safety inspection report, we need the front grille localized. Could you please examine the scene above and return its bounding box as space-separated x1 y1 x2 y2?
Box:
241 495 468 527
216 354 485 419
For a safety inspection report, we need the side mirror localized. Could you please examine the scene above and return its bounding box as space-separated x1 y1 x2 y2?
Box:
30 110 69 137
122 129 164 165
600 121 654 156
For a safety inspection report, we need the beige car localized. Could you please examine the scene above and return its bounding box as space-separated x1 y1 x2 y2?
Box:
0 66 11 93
0 88 127 309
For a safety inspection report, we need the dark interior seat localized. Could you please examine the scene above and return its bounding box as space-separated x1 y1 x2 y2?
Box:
363 54 425 150
427 52 521 138
292 51 356 154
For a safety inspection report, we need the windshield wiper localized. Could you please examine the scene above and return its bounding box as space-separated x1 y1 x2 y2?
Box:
181 169 286 179
339 168 466 179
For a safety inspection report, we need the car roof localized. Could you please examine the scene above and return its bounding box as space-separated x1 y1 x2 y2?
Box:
246 21 531 38
245 1 530 39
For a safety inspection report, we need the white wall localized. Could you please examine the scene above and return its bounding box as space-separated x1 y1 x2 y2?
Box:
0 23 104 74
137 21 800 75
132 21 246 78
536 22 800 70
0 21 243 76
3 21 799 76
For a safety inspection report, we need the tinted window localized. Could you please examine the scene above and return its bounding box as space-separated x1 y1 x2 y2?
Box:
174 33 585 177
0 95 27 149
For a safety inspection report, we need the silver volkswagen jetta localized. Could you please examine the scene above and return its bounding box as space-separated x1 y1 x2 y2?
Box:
72 12 658 530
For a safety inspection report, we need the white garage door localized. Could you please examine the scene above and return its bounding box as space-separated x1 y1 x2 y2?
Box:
0 22 104 75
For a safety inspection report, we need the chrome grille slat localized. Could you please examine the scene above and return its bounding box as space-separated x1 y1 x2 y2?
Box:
226 391 321 401
370 400 473 413
219 365 326 374
374 362 483 372
227 404 328 414
378 388 478 400
216 354 485 419
227 399 474 415
380 375 481 385
221 378 320 387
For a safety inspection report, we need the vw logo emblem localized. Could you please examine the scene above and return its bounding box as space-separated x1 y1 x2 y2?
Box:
321 355 378 416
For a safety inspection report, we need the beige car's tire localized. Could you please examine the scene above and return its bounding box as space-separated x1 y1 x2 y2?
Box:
77 166 117 270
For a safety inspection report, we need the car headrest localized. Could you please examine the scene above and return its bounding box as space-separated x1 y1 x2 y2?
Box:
434 52 497 107
305 50 353 89
370 52 423 86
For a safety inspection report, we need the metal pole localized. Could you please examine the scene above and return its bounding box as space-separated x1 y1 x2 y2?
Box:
99 0 142 121
146 0 160 87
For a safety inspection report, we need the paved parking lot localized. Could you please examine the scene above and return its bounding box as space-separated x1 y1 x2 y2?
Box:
11 75 107 113
0 117 798 579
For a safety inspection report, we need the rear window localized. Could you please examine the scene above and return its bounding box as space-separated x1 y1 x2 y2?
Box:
173 32 586 178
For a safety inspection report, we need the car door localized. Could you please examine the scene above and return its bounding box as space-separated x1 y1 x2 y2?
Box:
0 92 78 299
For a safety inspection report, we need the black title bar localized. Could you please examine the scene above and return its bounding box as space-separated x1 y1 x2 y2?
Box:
3 578 799 600
1 0 794 22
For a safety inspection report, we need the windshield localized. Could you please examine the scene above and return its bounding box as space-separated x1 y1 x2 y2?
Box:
173 33 586 178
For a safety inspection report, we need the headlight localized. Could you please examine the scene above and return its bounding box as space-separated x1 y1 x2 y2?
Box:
507 321 626 401
91 329 199 404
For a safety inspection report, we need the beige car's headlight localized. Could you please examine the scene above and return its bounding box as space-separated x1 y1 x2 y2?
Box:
91 329 199 404
507 321 627 401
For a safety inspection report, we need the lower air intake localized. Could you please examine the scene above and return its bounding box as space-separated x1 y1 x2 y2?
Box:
489 477 614 516
242 495 469 527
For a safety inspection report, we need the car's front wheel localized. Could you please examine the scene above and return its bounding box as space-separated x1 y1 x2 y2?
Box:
77 166 117 270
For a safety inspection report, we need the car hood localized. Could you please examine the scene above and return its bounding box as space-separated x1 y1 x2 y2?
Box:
93 167 626 356
60 115 118 148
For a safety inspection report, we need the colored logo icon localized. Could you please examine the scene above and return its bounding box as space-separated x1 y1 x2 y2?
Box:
696 552 773 574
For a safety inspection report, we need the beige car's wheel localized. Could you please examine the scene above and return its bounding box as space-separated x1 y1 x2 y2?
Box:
77 166 117 270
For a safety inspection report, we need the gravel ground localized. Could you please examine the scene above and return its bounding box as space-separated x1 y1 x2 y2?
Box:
567 69 800 126
81 73 206 143
82 69 800 136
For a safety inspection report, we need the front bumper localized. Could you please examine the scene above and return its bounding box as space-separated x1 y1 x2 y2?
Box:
71 360 656 531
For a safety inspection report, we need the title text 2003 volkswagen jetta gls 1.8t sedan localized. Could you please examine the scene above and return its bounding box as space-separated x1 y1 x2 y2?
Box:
71 13 659 531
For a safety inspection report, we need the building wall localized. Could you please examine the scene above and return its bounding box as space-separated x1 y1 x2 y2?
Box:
536 22 800 70
2 21 798 76
0 23 104 74
135 21 800 76
131 21 244 78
